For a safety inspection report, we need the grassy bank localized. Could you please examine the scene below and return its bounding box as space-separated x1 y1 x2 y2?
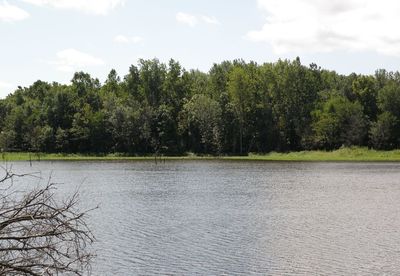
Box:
3 147 400 162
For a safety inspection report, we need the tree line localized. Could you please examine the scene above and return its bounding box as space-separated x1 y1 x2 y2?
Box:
1 57 400 155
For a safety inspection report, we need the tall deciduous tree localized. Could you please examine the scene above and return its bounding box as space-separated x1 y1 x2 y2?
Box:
2 57 400 154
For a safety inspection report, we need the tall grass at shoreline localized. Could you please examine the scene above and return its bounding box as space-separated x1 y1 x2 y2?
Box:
3 147 400 162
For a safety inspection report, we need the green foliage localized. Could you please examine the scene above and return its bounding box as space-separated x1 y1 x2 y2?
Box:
378 81 400 117
352 75 378 120
268 58 320 150
2 58 400 154
370 112 398 150
180 94 222 153
312 93 367 149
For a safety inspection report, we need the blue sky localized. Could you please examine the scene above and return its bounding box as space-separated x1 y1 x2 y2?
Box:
1 0 400 98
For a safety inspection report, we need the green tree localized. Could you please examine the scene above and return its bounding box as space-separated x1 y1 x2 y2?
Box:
138 58 166 107
2 57 400 154
55 127 70 152
370 112 398 150
228 66 252 154
352 75 378 121
378 81 400 117
103 69 121 95
180 94 222 154
312 93 367 149
30 125 54 152
269 58 320 151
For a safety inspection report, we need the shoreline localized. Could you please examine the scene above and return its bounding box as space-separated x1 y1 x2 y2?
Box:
3 147 400 162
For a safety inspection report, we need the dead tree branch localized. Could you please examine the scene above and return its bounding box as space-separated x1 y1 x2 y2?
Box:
0 167 95 275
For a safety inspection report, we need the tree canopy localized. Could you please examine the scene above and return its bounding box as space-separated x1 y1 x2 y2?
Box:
2 58 400 154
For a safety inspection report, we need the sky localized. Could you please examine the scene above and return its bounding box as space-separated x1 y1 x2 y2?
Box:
2 0 400 98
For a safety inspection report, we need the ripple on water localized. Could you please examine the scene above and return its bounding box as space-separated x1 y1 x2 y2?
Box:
9 161 400 275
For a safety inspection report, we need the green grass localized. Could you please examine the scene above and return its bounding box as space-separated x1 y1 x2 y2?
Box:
246 147 400 161
3 147 400 162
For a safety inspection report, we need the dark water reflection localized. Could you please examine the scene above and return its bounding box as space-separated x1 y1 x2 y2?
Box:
8 161 400 275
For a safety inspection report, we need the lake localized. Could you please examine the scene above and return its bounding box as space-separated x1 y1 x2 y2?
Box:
7 161 400 275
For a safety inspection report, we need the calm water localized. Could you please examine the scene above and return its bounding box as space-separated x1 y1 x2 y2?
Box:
7 161 400 275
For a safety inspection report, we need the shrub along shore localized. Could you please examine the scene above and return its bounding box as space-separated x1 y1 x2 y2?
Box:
3 147 400 162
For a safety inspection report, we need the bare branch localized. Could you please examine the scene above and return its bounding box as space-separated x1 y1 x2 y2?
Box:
0 166 95 275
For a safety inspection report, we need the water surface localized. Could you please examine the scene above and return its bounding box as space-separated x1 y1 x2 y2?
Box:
8 161 400 275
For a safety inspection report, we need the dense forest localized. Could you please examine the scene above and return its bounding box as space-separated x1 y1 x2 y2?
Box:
1 57 400 155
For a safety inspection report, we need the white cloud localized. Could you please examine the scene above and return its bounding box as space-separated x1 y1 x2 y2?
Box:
22 0 125 15
52 48 105 72
200 15 220 25
247 0 400 57
0 1 29 22
176 12 198 27
176 12 219 27
114 35 144 44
